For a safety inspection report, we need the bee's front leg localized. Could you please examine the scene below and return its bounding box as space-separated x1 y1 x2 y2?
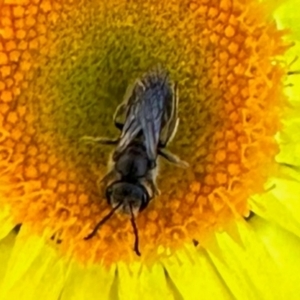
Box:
146 179 160 197
141 170 161 198
151 182 161 197
97 169 120 193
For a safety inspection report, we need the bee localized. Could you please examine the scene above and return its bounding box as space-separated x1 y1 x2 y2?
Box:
83 66 188 255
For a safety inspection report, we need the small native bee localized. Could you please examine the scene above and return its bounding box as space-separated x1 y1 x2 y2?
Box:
83 66 188 255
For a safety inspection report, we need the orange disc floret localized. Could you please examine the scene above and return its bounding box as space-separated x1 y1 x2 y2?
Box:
0 0 289 265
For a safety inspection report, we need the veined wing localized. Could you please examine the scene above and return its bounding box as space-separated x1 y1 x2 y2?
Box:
115 66 174 162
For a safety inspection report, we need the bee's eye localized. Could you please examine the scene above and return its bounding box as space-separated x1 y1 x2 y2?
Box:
139 191 149 212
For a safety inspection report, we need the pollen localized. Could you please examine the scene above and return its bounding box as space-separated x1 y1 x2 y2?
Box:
0 0 289 265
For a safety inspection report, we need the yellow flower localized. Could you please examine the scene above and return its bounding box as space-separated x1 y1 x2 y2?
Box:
0 0 299 299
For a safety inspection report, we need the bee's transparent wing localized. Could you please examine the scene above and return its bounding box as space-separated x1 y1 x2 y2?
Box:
159 82 179 148
136 67 173 161
117 89 164 162
157 83 189 168
113 79 142 131
113 102 127 131
113 80 144 156
138 86 165 162
115 67 176 162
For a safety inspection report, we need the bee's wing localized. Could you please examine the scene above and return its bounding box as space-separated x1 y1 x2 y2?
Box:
113 102 127 131
114 80 144 155
138 87 165 161
138 67 178 160
159 82 179 148
113 79 143 131
115 67 171 161
119 80 165 161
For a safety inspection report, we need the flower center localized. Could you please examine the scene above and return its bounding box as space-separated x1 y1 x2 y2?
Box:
0 0 289 265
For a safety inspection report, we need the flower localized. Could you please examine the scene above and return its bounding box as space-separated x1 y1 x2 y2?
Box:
0 0 299 299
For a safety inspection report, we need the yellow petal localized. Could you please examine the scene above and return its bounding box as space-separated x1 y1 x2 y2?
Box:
0 205 14 240
0 226 65 300
0 230 16 287
208 221 285 300
60 262 116 300
162 246 233 299
275 0 300 38
115 263 174 300
250 178 300 238
250 215 300 299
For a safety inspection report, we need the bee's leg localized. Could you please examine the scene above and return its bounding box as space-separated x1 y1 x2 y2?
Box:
149 180 160 197
141 170 161 198
97 168 120 188
97 168 121 198
158 148 189 168
147 180 160 197
81 136 119 145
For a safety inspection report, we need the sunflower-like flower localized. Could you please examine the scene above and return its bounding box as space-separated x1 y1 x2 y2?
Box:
0 0 299 299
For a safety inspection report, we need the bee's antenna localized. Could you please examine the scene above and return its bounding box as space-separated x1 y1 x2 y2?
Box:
129 203 141 256
84 202 122 240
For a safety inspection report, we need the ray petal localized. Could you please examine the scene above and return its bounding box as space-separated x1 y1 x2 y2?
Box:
60 263 116 300
0 230 16 287
207 221 286 300
116 262 174 300
0 226 65 300
0 205 15 240
250 215 300 299
250 175 300 239
161 247 233 300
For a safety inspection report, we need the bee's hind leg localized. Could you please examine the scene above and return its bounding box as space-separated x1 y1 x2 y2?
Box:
80 136 119 145
158 148 189 168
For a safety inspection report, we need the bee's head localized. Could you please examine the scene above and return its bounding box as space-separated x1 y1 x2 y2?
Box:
106 181 150 216
84 181 148 256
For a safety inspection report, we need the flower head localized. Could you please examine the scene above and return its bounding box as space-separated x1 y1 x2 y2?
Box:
0 0 300 298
